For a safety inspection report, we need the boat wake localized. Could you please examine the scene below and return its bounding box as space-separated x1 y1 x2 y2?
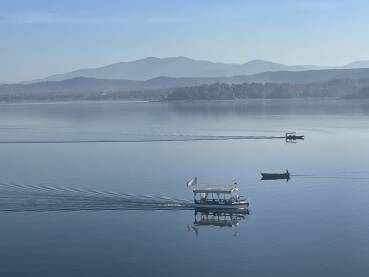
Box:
0 182 193 213
0 134 285 144
292 175 369 180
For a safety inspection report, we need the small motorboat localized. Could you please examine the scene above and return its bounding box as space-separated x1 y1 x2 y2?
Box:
261 170 290 181
186 177 249 210
287 135 305 140
285 132 304 140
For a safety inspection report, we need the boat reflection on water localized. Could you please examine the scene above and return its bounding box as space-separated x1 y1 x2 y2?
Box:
187 208 249 236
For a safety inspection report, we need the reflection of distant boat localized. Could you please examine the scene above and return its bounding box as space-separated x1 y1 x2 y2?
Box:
186 177 249 210
261 170 290 181
285 132 304 141
187 209 248 235
194 209 248 227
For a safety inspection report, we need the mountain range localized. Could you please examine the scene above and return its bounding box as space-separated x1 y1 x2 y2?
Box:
3 57 369 102
28 57 369 83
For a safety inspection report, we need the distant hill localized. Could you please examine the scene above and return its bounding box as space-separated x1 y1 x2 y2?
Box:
240 68 369 83
27 57 369 84
3 68 369 101
30 57 311 83
343 60 369 69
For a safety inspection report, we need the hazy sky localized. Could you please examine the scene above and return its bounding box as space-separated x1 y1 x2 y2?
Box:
1 0 369 82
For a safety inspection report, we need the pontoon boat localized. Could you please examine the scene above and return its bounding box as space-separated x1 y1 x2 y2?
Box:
186 178 249 210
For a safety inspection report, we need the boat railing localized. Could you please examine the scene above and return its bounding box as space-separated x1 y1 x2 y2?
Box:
194 198 235 205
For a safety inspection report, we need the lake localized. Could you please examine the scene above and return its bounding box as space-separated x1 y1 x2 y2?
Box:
1 99 369 277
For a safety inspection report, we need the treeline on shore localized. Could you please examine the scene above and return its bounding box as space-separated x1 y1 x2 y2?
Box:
2 78 369 103
0 89 169 102
166 78 369 100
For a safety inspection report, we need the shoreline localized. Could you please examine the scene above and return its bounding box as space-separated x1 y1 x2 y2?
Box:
1 97 367 105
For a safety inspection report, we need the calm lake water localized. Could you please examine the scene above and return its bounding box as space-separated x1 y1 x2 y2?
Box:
1 99 369 277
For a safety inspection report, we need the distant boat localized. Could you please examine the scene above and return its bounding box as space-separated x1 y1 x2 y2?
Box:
285 132 304 140
261 170 290 181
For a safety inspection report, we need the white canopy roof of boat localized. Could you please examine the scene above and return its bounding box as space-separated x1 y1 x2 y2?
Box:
192 187 239 193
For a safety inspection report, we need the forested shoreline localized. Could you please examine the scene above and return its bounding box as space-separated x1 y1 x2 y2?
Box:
2 78 369 103
166 78 369 100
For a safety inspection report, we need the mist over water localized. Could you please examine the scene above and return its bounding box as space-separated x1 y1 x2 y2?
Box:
1 99 369 277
